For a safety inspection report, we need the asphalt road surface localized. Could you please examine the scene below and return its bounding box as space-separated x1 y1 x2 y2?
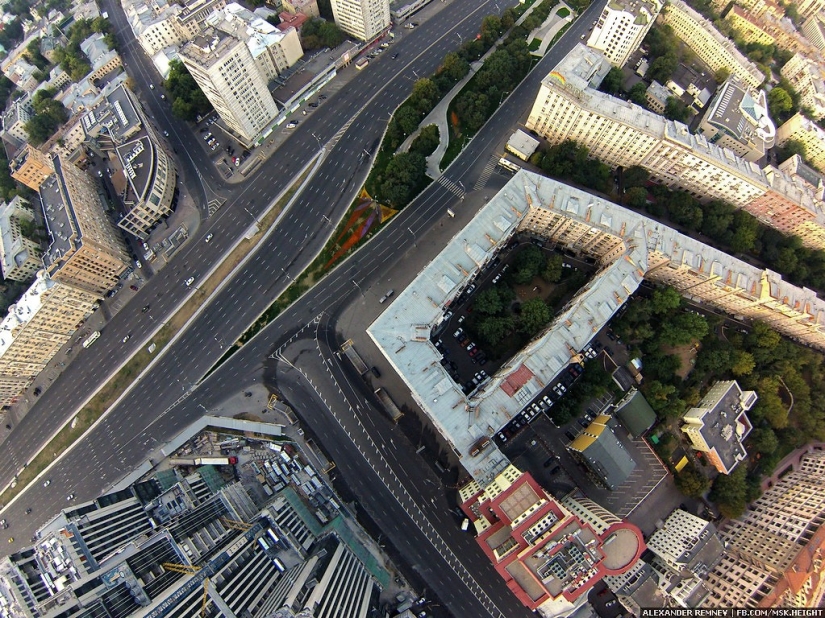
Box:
2 1 607 614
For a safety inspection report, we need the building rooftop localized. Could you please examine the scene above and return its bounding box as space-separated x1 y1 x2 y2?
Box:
702 76 776 148
207 2 293 59
0 272 55 357
81 83 141 143
568 415 636 490
39 158 81 272
369 171 825 487
613 389 656 437
683 381 756 473
779 153 825 198
116 136 156 203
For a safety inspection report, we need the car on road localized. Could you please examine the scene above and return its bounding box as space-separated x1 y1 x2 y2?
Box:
286 121 299 129
122 334 131 343
67 494 75 501
43 480 51 487
149 84 154 89
205 233 213 243
33 387 41 396
457 315 466 324
0 519 7 529
185 276 195 287
142 305 150 313
163 130 169 137
393 53 399 58
24 508 31 514
160 94 166 100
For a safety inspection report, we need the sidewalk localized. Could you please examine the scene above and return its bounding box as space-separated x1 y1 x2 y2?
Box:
531 3 574 57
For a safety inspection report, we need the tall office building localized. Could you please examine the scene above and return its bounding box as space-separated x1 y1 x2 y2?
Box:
0 272 99 406
586 0 661 67
801 11 825 49
662 0 765 89
39 156 131 296
703 449 825 608
0 197 43 283
179 28 281 144
329 0 390 42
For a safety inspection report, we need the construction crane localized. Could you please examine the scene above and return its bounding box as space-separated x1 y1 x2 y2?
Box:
161 563 201 575
161 564 236 618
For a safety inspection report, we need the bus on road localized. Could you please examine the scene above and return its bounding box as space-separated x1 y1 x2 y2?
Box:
82 331 101 348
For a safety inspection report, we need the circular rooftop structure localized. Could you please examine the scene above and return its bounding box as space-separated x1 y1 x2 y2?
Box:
600 523 644 573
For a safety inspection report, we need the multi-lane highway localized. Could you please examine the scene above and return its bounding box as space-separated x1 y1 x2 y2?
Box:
1 0 607 613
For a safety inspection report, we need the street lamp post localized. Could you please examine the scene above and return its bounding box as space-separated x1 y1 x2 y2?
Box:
351 279 364 297
408 227 417 248
243 207 259 226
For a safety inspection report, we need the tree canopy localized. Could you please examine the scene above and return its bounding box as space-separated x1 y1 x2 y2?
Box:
165 60 212 121
300 19 345 51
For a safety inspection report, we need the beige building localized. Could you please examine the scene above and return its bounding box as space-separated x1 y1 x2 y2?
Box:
9 145 54 192
0 197 42 283
125 0 185 57
116 136 176 239
586 0 662 67
801 11 825 49
40 156 130 296
704 449 825 608
796 0 825 20
776 112 825 171
0 272 98 406
526 46 825 250
662 0 765 89
180 16 284 145
330 0 390 41
780 53 825 120
1 97 32 146
681 381 756 474
175 0 228 38
282 0 320 17
725 5 776 45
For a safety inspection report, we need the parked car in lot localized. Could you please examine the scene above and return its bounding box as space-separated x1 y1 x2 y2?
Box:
453 328 464 339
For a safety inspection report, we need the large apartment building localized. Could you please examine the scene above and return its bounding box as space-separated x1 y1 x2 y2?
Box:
39 156 131 296
0 272 98 406
9 145 54 192
179 5 299 144
724 5 776 45
329 0 390 41
703 449 825 608
796 0 825 19
0 197 42 283
801 11 825 49
776 112 825 172
780 53 825 120
662 0 765 89
526 45 825 249
586 0 662 67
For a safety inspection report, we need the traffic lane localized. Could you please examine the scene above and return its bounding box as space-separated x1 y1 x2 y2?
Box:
273 364 510 618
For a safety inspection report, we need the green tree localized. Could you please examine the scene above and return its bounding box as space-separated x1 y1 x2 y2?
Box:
648 51 678 84
476 315 514 346
747 427 779 456
377 152 426 208
599 67 624 95
440 52 470 82
409 124 439 157
709 465 749 519
628 82 649 106
519 297 552 335
675 464 711 498
165 60 212 121
411 78 439 114
701 200 735 239
394 106 422 137
768 86 793 120
776 138 807 164
623 166 650 189
659 312 709 346
542 254 563 283
714 66 731 83
625 186 648 208
651 286 682 314
473 287 504 315
731 350 756 377
729 211 759 253
511 245 545 285
664 96 691 122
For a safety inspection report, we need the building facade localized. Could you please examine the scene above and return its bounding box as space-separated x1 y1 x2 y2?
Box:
0 273 98 406
40 156 131 296
780 53 825 120
586 0 662 67
797 0 825 20
329 0 390 41
116 136 176 239
662 0 765 89
724 5 776 45
801 11 825 49
9 145 54 192
1 97 33 145
0 197 42 283
776 112 825 172
180 29 280 144
703 449 825 608
696 75 776 162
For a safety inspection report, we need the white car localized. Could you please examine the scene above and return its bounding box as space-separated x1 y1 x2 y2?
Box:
66 494 75 501
122 334 131 343
205 233 213 243
43 480 51 487
286 121 298 129
185 276 195 287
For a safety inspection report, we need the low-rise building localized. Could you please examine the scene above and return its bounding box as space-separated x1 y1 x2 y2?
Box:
79 33 123 82
776 112 825 172
1 96 33 146
282 0 320 17
586 0 662 67
505 129 540 161
459 468 644 615
681 380 756 475
567 415 637 490
0 197 42 283
696 75 776 162
645 80 671 114
662 0 765 89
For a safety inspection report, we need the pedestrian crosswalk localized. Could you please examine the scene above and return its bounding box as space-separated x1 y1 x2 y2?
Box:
437 175 465 198
473 155 499 190
207 198 226 217
330 116 356 147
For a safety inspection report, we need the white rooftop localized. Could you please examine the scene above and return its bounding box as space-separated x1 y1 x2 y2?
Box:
368 171 825 485
0 271 56 357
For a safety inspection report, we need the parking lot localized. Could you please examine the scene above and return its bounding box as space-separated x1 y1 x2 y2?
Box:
196 113 250 178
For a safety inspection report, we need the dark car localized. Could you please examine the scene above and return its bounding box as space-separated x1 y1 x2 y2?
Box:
565 430 577 441
370 366 381 378
141 305 150 313
129 285 139 291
